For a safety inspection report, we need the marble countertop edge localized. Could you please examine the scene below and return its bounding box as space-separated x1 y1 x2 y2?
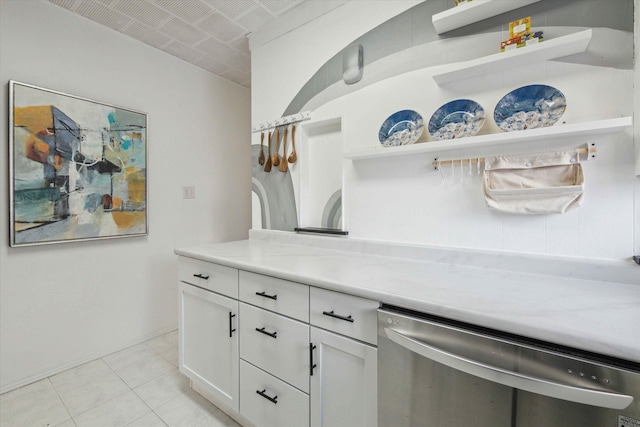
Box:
174 237 640 364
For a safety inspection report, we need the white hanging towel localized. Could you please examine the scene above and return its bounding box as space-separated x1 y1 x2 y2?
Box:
483 149 584 214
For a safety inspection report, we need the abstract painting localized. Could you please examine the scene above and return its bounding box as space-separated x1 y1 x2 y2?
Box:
9 81 148 246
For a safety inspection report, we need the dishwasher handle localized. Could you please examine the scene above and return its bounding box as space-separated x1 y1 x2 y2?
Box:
384 327 634 410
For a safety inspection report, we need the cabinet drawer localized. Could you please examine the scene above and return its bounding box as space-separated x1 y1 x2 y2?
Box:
310 288 378 345
240 360 309 427
178 257 238 299
239 303 310 393
239 271 309 322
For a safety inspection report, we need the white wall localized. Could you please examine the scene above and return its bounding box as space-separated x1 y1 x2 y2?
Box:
250 1 423 127
635 0 640 256
338 59 634 259
0 0 251 392
251 1 638 263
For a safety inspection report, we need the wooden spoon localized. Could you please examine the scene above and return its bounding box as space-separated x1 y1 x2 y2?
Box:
258 132 265 165
288 124 297 164
272 128 280 167
279 126 289 173
263 131 272 172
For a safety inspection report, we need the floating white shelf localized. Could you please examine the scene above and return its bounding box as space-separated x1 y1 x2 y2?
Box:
432 0 540 35
431 29 593 85
343 117 632 161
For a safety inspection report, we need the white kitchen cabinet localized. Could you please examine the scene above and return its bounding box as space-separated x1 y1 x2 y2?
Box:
178 255 379 426
310 286 379 345
178 281 239 412
239 270 309 322
239 302 310 393
178 256 239 298
240 360 310 427
310 327 378 427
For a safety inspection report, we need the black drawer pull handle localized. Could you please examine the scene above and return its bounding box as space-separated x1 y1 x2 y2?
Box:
322 310 354 323
229 312 236 338
193 273 210 280
255 327 277 339
255 291 278 300
256 389 278 404
310 343 317 376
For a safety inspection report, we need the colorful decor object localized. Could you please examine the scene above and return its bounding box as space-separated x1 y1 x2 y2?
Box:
428 99 485 140
494 84 566 132
378 109 425 147
9 81 148 246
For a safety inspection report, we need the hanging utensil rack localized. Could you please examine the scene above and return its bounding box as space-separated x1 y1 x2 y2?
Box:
432 143 597 170
252 111 311 133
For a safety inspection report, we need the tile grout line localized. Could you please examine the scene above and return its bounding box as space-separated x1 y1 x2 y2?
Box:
56 345 176 424
121 337 181 426
48 360 128 426
2 331 181 427
46 377 74 426
123 386 158 427
65 354 168 425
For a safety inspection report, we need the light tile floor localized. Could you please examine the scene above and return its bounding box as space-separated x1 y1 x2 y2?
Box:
0 330 241 427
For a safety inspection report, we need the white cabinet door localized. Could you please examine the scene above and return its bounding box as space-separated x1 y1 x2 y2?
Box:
179 282 239 412
310 327 377 427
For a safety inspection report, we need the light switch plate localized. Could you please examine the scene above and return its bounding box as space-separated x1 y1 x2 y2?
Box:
183 186 195 199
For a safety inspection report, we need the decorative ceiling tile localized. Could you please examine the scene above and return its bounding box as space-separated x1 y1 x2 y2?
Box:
162 40 206 64
122 22 172 50
227 54 251 74
220 68 250 86
202 0 259 19
154 0 214 25
114 1 171 28
235 6 272 32
160 16 208 45
194 37 237 60
260 0 302 14
195 56 230 75
49 0 78 10
76 0 131 32
197 12 246 42
47 0 327 87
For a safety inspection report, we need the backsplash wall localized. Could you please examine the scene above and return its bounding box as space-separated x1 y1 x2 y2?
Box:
250 0 638 263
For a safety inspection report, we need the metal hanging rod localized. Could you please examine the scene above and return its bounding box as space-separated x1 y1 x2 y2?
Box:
252 111 311 133
432 143 597 170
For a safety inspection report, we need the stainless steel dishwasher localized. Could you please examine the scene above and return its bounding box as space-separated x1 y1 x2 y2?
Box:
378 305 640 427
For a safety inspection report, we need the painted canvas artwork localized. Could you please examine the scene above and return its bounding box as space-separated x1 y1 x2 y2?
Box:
9 81 148 246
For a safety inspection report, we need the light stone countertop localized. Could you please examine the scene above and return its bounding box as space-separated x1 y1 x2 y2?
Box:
175 231 640 364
